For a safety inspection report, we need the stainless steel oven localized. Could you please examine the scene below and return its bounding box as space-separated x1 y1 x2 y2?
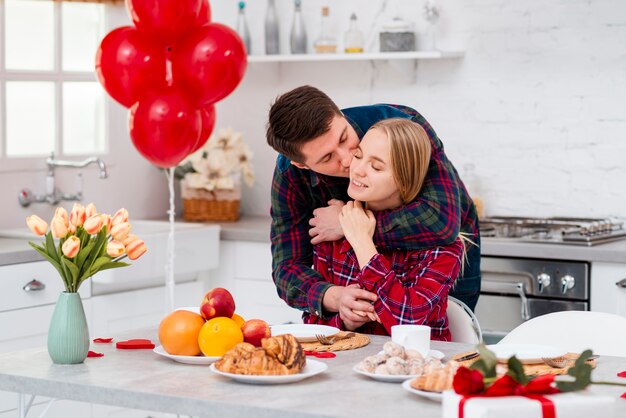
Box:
475 256 590 344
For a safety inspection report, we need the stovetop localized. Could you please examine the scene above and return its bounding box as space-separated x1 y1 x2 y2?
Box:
480 216 626 246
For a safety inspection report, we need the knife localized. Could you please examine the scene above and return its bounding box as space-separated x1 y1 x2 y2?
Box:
455 351 479 362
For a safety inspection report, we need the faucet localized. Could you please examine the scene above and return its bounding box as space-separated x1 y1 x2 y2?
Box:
18 152 108 207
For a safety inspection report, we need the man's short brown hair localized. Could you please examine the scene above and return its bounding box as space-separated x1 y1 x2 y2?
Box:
266 85 342 163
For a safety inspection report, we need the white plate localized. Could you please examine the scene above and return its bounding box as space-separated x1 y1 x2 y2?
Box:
209 359 328 384
486 344 567 364
353 365 419 383
401 379 443 402
270 324 340 343
153 345 220 365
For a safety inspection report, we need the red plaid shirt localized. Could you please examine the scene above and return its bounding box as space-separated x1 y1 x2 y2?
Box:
302 238 464 341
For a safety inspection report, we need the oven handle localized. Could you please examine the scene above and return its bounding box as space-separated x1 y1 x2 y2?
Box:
481 280 531 321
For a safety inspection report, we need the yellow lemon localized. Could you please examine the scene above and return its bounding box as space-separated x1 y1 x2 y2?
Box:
198 317 244 357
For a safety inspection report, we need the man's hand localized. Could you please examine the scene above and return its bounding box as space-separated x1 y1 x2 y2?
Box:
309 199 345 244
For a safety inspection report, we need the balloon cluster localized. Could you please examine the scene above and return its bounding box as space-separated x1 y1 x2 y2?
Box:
95 0 247 168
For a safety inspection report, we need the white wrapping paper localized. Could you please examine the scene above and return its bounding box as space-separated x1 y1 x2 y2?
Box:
442 390 615 418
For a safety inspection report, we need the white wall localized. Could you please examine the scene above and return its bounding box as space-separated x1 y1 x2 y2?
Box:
1 0 624 229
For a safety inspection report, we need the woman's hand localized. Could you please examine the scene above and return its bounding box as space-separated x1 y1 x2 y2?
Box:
340 201 377 268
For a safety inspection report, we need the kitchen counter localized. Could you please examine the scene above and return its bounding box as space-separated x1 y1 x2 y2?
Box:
1 332 625 417
0 238 41 266
214 215 626 263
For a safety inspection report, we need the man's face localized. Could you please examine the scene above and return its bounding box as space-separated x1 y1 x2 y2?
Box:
292 115 360 178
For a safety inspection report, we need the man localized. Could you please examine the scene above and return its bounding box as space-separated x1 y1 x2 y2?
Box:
266 85 480 329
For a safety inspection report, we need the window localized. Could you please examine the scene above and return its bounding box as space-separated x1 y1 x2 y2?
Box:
0 0 107 165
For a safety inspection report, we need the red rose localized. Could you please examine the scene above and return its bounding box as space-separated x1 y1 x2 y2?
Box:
484 375 523 396
453 366 485 395
525 374 560 395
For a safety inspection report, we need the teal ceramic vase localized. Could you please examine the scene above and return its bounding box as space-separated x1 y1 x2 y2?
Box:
47 292 89 364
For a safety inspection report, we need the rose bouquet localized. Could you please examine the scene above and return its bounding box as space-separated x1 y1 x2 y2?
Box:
26 203 147 292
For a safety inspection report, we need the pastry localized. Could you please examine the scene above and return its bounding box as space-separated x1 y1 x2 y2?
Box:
215 334 305 375
382 341 405 358
410 361 460 392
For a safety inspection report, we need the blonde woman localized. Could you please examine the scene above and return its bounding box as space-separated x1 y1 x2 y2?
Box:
303 118 465 341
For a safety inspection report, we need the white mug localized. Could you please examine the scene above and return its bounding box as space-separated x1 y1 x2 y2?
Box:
391 324 431 356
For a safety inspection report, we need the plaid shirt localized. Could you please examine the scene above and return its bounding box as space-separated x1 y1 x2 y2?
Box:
270 104 479 317
302 238 464 341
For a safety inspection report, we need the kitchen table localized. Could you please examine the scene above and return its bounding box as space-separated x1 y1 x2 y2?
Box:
0 331 625 418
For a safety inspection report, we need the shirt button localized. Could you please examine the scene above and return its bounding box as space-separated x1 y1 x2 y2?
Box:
315 310 320 316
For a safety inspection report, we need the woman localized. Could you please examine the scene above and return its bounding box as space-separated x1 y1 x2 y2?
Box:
303 118 466 341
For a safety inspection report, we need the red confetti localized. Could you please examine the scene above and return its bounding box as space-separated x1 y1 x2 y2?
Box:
304 350 336 358
87 351 104 358
116 339 155 349
617 371 626 378
93 338 113 343
621 392 626 399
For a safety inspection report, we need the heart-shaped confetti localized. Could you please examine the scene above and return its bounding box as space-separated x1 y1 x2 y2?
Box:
87 351 104 358
93 338 113 343
115 339 155 349
618 371 626 378
304 350 336 358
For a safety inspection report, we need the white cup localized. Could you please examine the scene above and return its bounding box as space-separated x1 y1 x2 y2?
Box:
391 325 431 356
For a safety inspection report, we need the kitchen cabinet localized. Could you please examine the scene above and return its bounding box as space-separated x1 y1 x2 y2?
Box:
207 240 302 325
590 262 626 317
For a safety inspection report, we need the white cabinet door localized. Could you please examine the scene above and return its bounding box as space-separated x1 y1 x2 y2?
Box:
208 241 302 325
590 262 626 316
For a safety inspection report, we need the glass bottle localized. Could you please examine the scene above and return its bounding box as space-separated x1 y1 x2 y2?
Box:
265 0 280 55
290 0 307 54
313 6 337 54
344 13 364 53
236 1 251 54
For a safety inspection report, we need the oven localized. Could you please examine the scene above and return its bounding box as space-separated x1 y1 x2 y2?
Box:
475 256 590 344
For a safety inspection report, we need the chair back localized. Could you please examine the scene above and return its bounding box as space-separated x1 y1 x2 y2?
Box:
447 296 483 344
498 311 626 357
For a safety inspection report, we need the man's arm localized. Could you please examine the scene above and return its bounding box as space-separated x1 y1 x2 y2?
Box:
270 163 332 316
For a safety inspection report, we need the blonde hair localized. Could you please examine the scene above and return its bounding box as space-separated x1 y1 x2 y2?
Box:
369 118 432 204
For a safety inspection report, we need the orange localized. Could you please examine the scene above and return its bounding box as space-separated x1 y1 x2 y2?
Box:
198 317 244 357
158 310 206 356
231 313 245 328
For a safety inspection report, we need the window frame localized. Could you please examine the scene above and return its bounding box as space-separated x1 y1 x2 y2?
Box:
0 0 109 173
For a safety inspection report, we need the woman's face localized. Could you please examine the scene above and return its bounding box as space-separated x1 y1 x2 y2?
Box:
347 128 401 211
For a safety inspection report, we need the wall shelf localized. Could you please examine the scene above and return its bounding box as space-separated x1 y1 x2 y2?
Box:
247 50 464 63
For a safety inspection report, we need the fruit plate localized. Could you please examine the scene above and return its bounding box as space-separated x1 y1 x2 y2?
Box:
401 379 443 402
153 345 220 365
209 359 328 385
270 324 340 343
485 344 567 364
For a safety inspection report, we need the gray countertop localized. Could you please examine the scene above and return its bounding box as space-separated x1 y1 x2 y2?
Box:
1 332 625 417
2 215 626 267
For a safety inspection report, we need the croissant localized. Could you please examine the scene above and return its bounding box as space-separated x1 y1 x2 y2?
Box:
410 361 460 392
215 334 305 375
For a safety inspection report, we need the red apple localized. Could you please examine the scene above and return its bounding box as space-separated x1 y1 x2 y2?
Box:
199 287 236 320
241 319 271 347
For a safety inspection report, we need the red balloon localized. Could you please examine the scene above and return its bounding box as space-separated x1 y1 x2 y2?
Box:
171 23 247 107
129 88 201 168
196 0 212 25
95 26 166 108
191 105 216 153
126 0 202 46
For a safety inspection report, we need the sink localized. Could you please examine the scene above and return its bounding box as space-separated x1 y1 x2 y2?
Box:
0 220 221 295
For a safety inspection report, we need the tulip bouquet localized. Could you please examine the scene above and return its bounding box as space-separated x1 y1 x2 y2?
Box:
26 203 147 293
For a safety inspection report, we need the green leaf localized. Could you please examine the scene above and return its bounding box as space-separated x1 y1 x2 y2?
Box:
506 356 528 385
555 350 593 392
80 260 129 285
62 257 80 290
44 232 60 264
470 344 497 378
76 239 96 273
82 230 107 274
29 242 66 284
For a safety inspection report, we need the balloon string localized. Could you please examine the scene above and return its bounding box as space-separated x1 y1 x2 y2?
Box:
165 167 176 313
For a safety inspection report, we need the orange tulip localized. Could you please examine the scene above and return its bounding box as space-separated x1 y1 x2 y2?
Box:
50 216 68 238
126 238 147 260
122 234 138 246
85 203 97 219
68 223 77 234
26 215 48 236
69 203 86 227
106 240 125 258
112 208 129 226
62 236 80 258
83 214 104 234
100 214 113 233
54 207 69 227
111 222 131 241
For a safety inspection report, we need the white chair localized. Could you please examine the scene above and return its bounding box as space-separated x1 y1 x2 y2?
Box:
447 296 483 344
498 311 626 357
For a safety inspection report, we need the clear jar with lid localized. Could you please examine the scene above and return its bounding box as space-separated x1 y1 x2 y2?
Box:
379 18 415 52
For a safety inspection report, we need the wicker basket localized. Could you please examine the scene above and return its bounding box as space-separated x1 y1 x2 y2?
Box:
181 179 241 222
